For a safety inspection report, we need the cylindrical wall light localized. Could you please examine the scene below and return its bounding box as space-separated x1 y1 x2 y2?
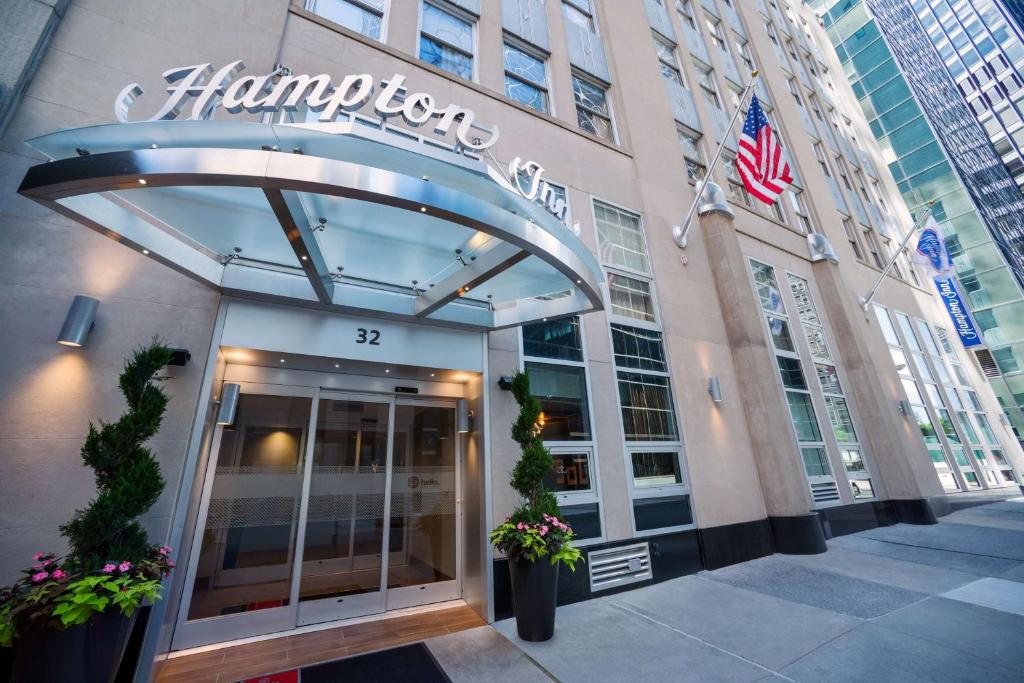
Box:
56 295 99 347
708 376 723 404
457 398 473 433
217 383 241 426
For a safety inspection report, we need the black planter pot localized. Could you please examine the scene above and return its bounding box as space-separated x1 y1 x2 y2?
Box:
508 556 559 642
8 610 137 683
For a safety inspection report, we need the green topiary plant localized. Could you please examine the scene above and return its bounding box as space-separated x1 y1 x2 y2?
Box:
490 371 581 569
60 341 174 571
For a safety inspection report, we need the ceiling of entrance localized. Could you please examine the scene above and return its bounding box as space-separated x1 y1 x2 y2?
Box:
18 120 604 330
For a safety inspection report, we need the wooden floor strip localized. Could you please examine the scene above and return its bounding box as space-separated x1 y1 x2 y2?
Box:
156 604 485 682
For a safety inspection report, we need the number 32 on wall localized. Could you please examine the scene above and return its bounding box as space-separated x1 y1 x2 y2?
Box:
356 328 381 345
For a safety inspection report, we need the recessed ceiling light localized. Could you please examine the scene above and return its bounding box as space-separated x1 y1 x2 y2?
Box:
138 179 147 185
420 207 427 212
279 359 285 363
430 373 435 377
334 363 340 368
301 255 308 261
142 249 149 255
385 369 390 373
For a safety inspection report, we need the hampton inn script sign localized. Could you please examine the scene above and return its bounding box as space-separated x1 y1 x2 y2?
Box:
115 60 500 151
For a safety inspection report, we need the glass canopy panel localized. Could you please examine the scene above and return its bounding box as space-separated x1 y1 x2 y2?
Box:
110 186 300 267
480 255 572 304
300 193 480 287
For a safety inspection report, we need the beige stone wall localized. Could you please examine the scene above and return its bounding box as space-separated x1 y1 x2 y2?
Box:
2 0 1022 589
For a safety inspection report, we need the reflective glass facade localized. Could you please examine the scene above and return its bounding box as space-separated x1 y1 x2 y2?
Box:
814 0 1024 443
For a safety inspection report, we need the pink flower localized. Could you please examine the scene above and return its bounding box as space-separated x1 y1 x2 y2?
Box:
158 546 171 556
102 563 117 573
540 526 549 536
32 552 45 561
51 569 66 580
118 561 132 572
31 571 49 583
167 559 176 569
516 522 524 530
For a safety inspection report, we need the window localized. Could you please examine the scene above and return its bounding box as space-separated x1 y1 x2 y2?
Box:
419 1 474 80
705 17 727 53
562 0 596 33
677 126 707 182
594 200 650 273
751 261 833 491
696 64 723 110
608 273 656 322
654 34 686 89
813 142 831 177
736 39 755 73
521 316 602 541
786 189 812 233
842 217 865 260
675 0 696 30
307 0 386 40
572 74 614 140
597 199 691 532
503 40 548 112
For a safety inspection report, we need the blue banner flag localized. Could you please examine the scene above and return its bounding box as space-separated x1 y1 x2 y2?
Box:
912 218 955 280
934 277 982 348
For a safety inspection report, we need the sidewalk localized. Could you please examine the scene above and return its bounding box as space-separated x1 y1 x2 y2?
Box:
426 497 1024 682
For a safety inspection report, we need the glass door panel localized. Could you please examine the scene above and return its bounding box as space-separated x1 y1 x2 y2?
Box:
186 393 311 623
387 403 459 608
298 396 392 623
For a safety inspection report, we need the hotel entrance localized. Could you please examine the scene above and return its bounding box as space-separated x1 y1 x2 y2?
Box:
172 378 463 649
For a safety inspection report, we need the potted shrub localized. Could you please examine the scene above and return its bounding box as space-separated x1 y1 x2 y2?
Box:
0 342 176 682
490 371 582 642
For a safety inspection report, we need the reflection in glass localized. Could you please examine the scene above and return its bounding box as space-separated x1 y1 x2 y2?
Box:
786 392 822 442
617 371 679 441
523 317 583 361
187 394 311 621
631 452 683 488
801 447 831 476
545 453 592 492
388 405 457 589
299 399 390 602
525 361 592 441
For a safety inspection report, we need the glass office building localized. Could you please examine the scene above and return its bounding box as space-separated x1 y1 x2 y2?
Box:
813 0 1024 444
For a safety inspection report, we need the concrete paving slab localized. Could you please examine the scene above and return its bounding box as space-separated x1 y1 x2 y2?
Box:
830 533 1020 575
982 498 1024 515
859 521 1024 560
942 508 1024 531
997 562 1024 583
424 626 553 683
940 577 1024 617
782 544 977 594
780 621 1020 682
702 555 926 618
871 596 1024 672
494 599 770 683
607 574 860 670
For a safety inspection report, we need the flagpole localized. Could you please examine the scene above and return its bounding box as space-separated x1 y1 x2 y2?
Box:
857 200 936 310
674 71 759 249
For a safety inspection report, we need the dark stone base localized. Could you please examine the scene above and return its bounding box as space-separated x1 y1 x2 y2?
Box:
769 514 828 554
492 530 701 621
699 518 774 570
892 498 939 524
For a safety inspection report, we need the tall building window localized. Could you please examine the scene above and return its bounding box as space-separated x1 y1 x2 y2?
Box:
750 259 840 505
736 38 755 73
562 0 596 33
419 1 474 80
306 0 387 40
786 189 812 233
787 273 873 499
705 17 727 54
842 217 865 261
677 126 707 182
654 34 685 89
503 40 549 113
595 200 691 533
572 73 614 141
675 0 696 30
813 142 832 178
696 63 723 110
521 317 603 542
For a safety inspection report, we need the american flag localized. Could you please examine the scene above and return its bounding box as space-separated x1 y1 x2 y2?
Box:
736 94 793 205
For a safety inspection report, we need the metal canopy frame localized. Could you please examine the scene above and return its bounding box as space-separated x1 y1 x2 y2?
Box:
18 123 605 330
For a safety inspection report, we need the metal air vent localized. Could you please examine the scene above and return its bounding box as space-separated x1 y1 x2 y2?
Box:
810 481 841 504
973 348 1002 379
588 542 652 593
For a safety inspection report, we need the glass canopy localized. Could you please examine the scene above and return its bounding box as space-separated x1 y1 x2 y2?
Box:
19 120 604 329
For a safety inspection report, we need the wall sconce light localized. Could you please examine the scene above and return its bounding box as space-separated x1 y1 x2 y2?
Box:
168 349 191 366
457 398 474 433
56 295 99 347
898 399 911 417
497 375 514 391
216 383 241 426
708 376 723 404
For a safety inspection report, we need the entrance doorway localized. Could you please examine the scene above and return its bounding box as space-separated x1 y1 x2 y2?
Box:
173 383 460 648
